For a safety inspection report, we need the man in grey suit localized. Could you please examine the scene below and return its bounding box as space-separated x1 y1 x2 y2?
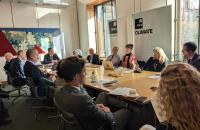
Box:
182 42 200 72
55 57 130 130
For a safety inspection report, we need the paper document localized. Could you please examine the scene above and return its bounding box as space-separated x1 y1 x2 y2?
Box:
99 79 118 85
109 87 139 97
151 95 167 123
148 75 161 79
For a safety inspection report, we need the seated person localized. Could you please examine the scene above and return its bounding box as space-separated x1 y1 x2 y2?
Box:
3 52 13 74
87 48 100 65
3 52 14 84
182 41 200 72
43 48 60 64
106 46 120 67
144 47 168 72
140 63 200 130
24 49 53 97
73 49 83 58
55 57 130 130
122 44 139 69
9 50 26 86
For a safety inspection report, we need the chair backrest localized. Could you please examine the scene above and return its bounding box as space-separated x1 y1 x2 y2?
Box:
53 98 83 130
137 61 146 69
26 77 38 97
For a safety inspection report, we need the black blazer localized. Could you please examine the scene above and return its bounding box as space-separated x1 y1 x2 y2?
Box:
189 53 200 72
144 57 166 72
156 123 176 130
55 86 114 130
43 53 60 64
87 54 100 65
4 61 12 74
10 58 24 78
24 61 47 87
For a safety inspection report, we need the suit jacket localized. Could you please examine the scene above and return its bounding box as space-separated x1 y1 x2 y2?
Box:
87 54 100 65
10 58 24 78
144 57 166 72
55 86 114 130
189 53 200 72
3 61 12 74
43 53 60 64
24 61 50 96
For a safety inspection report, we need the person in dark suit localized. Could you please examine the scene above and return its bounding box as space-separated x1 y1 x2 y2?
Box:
43 48 60 64
55 57 130 130
87 48 100 65
9 50 26 87
24 49 53 97
144 47 168 72
182 41 200 72
3 52 14 84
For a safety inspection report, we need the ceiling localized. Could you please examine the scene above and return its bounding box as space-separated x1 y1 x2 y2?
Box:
1 0 72 8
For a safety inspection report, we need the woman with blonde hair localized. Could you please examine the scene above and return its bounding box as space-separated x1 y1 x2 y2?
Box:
144 47 168 72
140 63 200 130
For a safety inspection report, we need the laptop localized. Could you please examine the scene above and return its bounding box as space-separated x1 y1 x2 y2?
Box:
103 61 113 70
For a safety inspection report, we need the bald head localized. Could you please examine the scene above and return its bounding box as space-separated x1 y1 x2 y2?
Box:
4 52 13 62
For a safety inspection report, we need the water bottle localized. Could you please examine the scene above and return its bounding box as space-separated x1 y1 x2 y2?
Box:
91 71 96 83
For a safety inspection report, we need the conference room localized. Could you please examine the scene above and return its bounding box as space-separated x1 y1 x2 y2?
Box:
0 0 200 130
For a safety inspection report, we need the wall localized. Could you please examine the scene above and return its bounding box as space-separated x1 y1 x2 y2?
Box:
0 0 80 57
0 0 80 81
78 0 175 58
115 0 171 57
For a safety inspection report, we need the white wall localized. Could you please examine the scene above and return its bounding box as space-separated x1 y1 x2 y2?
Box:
115 0 169 57
78 0 174 59
77 0 89 57
0 0 80 81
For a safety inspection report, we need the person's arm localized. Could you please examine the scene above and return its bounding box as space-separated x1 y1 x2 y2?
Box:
96 55 100 65
87 55 90 63
43 55 51 64
79 95 115 129
143 58 151 70
54 54 60 60
193 59 200 72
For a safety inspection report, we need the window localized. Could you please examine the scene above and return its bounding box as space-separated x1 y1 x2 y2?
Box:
95 0 117 57
175 0 199 60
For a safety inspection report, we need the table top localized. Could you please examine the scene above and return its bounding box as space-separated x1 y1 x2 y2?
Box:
84 66 160 103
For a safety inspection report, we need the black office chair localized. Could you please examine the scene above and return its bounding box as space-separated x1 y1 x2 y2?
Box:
6 72 29 104
26 77 55 120
137 61 146 70
53 98 83 130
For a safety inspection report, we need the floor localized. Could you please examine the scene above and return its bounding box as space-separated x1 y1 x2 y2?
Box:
0 85 59 130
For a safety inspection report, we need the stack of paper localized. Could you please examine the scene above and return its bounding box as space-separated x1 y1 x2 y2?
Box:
109 87 138 97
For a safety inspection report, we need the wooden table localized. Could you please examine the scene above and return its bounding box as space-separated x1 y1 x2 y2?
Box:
84 66 160 104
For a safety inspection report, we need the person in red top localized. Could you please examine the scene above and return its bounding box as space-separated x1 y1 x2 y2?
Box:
122 44 138 69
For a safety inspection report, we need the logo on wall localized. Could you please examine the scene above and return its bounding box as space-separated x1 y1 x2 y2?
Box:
135 18 143 29
135 18 153 35
109 20 117 35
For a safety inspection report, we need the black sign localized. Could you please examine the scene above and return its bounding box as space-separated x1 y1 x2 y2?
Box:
109 20 117 34
134 18 153 35
135 18 143 29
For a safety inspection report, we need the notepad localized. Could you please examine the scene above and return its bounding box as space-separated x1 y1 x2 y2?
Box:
109 87 139 97
99 79 118 85
148 75 161 79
